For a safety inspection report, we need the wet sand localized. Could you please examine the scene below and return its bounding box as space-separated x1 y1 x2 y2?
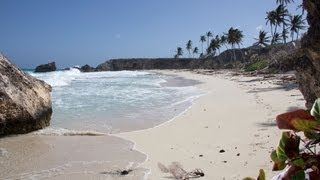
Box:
0 134 147 179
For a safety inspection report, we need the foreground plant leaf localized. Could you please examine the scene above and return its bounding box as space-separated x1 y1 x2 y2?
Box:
276 109 317 131
242 169 265 180
271 150 286 171
257 169 266 180
311 98 320 121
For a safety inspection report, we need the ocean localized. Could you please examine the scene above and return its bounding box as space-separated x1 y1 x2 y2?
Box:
26 68 204 134
0 69 204 179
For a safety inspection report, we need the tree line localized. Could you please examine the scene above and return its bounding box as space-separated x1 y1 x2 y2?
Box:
174 0 306 59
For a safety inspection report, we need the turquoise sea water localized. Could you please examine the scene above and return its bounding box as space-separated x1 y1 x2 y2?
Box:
26 69 204 134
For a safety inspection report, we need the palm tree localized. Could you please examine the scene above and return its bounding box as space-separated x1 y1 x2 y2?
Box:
220 35 228 49
214 35 222 55
276 0 294 5
208 38 220 56
200 35 206 54
206 31 213 49
275 4 289 43
186 40 192 58
289 14 306 41
282 28 289 43
266 10 277 40
225 27 244 60
192 47 199 58
175 47 183 58
226 27 244 49
254 30 270 47
272 32 283 44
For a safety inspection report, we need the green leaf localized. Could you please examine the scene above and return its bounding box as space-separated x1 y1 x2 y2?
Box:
271 150 286 171
311 98 320 121
257 169 266 180
242 177 255 180
291 158 305 168
292 118 319 132
290 170 305 180
304 131 320 139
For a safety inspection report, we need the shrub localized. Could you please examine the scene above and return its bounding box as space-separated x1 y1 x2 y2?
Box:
245 58 268 72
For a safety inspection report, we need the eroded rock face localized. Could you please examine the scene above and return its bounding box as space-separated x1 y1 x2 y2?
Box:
35 62 56 73
0 53 52 136
294 0 320 109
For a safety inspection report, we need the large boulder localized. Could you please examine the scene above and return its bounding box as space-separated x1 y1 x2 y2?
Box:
80 64 95 72
294 0 320 108
35 62 56 72
0 53 52 136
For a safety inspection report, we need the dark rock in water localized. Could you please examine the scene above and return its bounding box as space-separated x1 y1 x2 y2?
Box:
35 62 56 72
80 64 95 72
294 0 320 109
64 67 71 71
0 53 52 136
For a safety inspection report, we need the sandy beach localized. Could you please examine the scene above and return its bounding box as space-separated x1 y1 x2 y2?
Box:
117 70 305 179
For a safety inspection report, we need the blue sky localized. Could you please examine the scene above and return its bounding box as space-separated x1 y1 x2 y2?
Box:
0 0 304 68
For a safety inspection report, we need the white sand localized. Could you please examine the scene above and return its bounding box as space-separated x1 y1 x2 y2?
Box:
117 70 305 180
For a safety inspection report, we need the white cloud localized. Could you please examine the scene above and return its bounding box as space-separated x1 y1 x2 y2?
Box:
256 25 263 31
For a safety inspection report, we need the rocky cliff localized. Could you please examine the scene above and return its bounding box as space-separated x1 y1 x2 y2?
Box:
95 58 218 71
294 0 320 109
0 53 52 136
93 43 296 72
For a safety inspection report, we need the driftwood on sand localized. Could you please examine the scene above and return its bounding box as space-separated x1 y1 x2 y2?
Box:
158 162 204 180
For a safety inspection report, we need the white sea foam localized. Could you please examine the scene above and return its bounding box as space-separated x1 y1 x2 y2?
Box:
33 127 107 136
27 70 203 133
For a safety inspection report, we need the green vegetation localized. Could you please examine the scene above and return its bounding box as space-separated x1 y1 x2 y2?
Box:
246 99 320 179
245 58 269 72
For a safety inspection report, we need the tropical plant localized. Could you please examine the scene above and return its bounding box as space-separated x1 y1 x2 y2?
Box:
254 30 270 47
272 32 283 44
192 47 199 58
186 40 192 58
246 98 320 179
175 47 183 58
289 14 306 41
225 27 244 61
206 31 213 49
225 27 244 49
214 35 222 55
281 28 290 43
208 36 221 57
266 10 277 39
220 35 228 49
276 0 294 5
276 4 290 43
200 35 206 54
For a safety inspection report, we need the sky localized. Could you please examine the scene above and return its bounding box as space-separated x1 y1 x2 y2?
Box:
0 0 304 68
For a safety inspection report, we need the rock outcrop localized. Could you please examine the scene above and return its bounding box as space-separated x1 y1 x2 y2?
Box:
95 58 214 71
35 62 56 72
294 0 320 109
80 64 95 72
0 53 52 136
93 44 296 72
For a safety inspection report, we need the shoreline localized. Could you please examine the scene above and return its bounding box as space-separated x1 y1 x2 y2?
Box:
116 69 305 179
0 69 305 179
